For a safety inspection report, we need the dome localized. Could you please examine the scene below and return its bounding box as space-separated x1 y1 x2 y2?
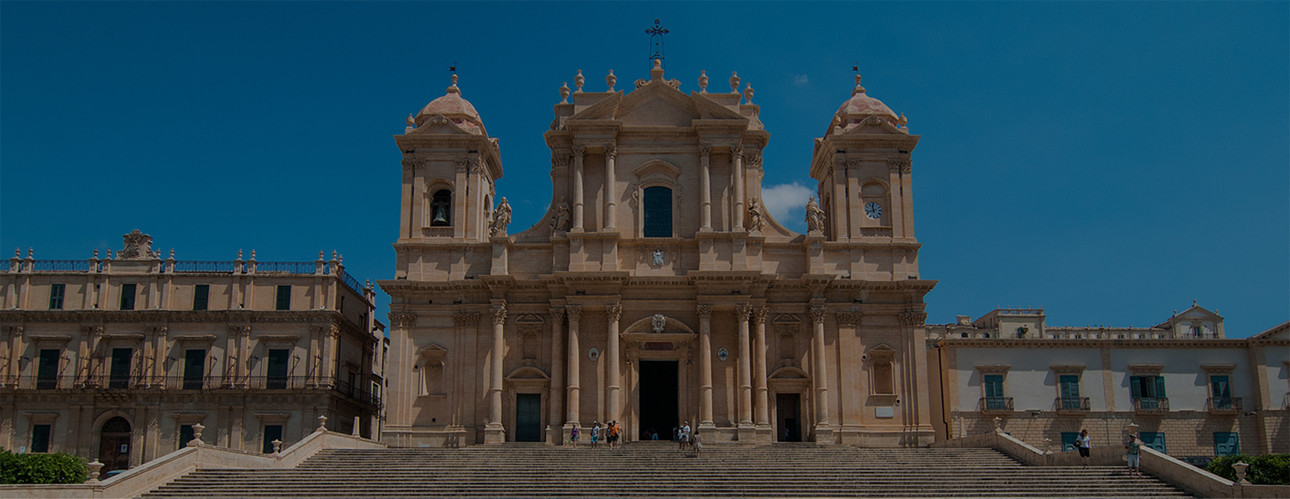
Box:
829 75 902 135
413 74 487 135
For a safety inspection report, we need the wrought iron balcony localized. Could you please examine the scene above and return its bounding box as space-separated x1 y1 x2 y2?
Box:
1056 396 1090 412
1207 397 1242 414
1132 397 1170 414
980 396 1013 413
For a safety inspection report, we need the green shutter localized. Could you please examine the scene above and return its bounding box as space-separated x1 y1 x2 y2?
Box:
1155 376 1166 398
1130 376 1142 398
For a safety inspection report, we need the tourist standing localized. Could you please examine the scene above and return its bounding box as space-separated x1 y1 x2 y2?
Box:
570 425 579 448
691 431 703 457
679 421 691 451
1077 429 1091 466
1125 433 1141 477
590 421 600 449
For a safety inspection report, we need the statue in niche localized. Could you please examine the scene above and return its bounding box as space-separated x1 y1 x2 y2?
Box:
805 196 825 233
489 197 511 236
747 198 765 232
550 197 570 233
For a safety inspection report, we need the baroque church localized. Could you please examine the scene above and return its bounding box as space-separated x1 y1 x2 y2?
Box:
380 60 935 447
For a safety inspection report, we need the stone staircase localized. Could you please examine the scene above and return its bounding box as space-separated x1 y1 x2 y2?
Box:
142 442 1191 497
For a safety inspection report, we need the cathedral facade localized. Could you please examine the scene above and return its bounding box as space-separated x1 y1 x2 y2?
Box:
380 61 936 447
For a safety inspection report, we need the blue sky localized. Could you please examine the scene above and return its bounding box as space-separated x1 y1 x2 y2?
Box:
2 1 1286 337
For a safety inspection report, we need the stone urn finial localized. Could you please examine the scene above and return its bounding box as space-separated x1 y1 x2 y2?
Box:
189 423 205 447
698 70 708 93
560 82 570 103
574 70 584 93
86 460 104 482
317 414 328 433
743 83 754 104
272 439 283 454
606 70 616 91
993 417 1003 433
729 71 740 93
1233 461 1251 484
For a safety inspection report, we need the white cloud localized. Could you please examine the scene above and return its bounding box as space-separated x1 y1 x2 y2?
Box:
793 74 809 86
761 182 813 228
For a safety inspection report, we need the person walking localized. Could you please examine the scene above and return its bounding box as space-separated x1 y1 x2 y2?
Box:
691 431 703 458
570 425 579 448
1125 433 1142 477
1077 429 1092 466
590 421 601 449
607 420 619 449
678 421 690 451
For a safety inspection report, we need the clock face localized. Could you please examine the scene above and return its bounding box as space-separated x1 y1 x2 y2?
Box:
865 202 883 219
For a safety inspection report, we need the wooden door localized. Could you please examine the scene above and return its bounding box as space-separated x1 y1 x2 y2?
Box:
98 417 132 473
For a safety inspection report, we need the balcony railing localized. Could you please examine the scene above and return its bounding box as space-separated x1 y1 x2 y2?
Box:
31 259 95 272
1133 397 1170 414
1056 396 1090 412
172 260 236 273
980 396 1013 413
3 373 376 407
1207 397 1242 414
334 376 382 410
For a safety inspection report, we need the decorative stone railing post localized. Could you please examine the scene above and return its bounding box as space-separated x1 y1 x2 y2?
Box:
1233 461 1250 485
353 416 361 436
993 417 1003 433
317 414 328 433
86 460 104 482
1042 438 1052 455
272 439 283 454
189 423 205 447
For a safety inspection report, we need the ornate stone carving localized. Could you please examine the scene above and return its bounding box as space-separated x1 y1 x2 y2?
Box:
697 305 713 321
743 83 754 104
401 158 421 170
605 147 617 160
453 312 479 327
491 304 508 325
651 249 664 266
550 197 571 233
809 307 826 325
888 156 912 173
746 198 764 231
651 314 666 333
606 70 617 91
551 154 570 168
752 307 769 325
835 312 861 326
805 196 825 233
606 305 622 323
572 144 586 157
559 82 570 104
119 229 155 259
736 304 753 321
489 197 511 236
900 311 928 326
698 70 708 93
729 71 740 93
566 305 582 323
574 69 584 93
699 144 711 158
389 313 416 328
455 159 469 173
548 308 565 321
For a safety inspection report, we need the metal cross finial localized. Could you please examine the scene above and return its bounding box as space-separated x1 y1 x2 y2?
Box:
646 18 669 71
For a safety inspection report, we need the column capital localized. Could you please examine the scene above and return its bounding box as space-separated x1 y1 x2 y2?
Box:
809 306 826 325
697 304 713 320
551 153 570 168
454 158 469 173
453 312 480 327
572 144 586 157
899 311 928 326
389 313 416 328
548 307 565 321
605 147 617 160
752 307 769 325
566 304 582 322
735 304 753 321
834 312 861 326
606 305 622 322
699 144 711 158
491 304 508 325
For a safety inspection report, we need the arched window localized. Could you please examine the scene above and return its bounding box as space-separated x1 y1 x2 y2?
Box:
430 190 452 226
642 186 672 237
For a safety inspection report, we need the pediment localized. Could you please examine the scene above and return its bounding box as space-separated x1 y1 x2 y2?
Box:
690 93 748 120
505 366 550 381
568 92 623 121
616 82 698 127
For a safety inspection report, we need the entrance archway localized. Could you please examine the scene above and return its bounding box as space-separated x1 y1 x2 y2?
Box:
637 360 678 440
98 417 132 473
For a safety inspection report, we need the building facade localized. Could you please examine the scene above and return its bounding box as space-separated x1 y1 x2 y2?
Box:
928 306 1289 459
0 231 384 473
381 62 937 447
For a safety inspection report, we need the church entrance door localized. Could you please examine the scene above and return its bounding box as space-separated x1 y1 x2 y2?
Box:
776 394 801 442
98 417 132 473
638 360 678 441
515 393 542 442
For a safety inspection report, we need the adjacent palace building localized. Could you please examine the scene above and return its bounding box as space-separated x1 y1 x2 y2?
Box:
2 60 1285 472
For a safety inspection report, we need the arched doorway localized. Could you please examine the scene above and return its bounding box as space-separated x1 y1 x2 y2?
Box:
99 417 132 473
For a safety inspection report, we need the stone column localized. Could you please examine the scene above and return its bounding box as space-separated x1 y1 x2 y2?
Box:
699 145 712 230
697 305 714 428
453 159 469 236
547 308 565 444
606 305 621 422
736 305 753 426
564 305 582 428
732 147 745 231
572 145 585 231
485 303 507 443
753 307 770 428
810 306 833 438
604 147 617 230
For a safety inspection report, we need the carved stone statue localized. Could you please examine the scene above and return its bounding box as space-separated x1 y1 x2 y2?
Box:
652 249 664 266
550 197 570 233
489 197 512 236
806 196 825 233
120 229 155 259
747 198 764 232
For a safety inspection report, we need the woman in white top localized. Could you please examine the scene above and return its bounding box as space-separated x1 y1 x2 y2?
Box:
1077 429 1091 466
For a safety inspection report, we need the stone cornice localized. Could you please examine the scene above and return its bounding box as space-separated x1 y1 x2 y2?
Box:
935 338 1263 349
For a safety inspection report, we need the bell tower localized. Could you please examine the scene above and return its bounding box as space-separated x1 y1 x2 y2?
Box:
394 74 504 279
